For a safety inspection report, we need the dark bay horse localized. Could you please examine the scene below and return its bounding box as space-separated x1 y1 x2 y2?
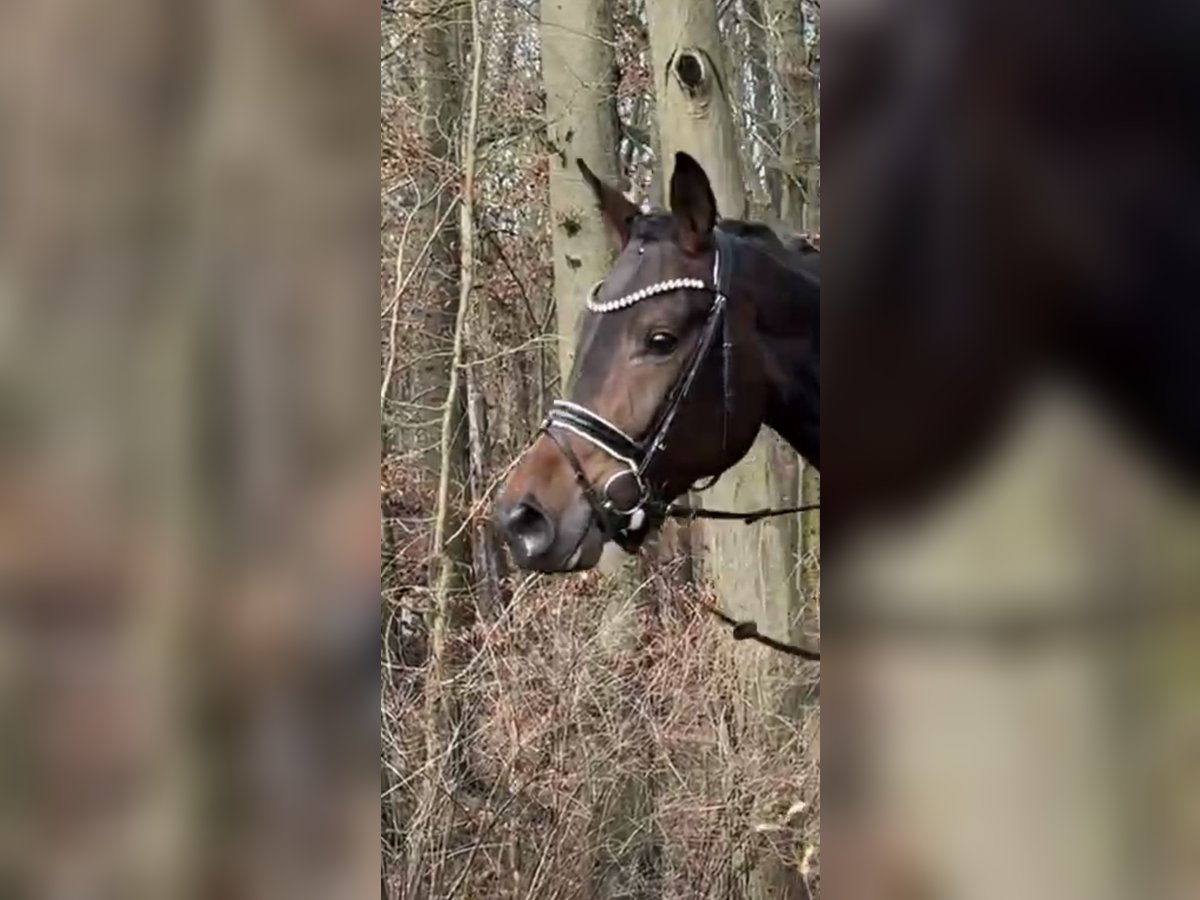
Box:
818 0 1200 545
496 153 819 572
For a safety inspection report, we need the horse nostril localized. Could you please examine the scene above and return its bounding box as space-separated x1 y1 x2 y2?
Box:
503 498 556 559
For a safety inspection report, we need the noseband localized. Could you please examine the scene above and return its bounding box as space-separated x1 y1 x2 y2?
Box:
541 231 737 551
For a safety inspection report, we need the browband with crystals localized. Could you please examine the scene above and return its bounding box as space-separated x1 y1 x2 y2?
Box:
585 247 723 313
586 277 709 313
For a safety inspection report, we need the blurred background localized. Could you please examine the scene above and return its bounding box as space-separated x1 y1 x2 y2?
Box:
821 0 1200 897
0 1 379 898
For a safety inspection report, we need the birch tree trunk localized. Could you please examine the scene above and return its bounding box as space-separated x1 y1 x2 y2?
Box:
541 1 661 895
644 1 809 897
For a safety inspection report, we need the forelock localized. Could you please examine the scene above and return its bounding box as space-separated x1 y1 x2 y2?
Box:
629 213 676 242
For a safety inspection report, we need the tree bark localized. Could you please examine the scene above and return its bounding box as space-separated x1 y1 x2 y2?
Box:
540 0 623 384
466 365 507 622
645 0 747 218
541 1 663 895
644 0 803 663
412 0 472 611
405 0 478 884
760 0 822 628
426 0 485 739
400 0 470 522
645 1 810 896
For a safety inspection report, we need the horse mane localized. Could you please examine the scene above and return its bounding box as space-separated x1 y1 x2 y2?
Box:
716 218 782 245
627 211 819 283
718 219 820 281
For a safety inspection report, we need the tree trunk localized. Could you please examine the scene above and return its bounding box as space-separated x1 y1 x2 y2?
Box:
540 1 663 895
760 0 822 632
644 0 803 639
765 0 818 230
426 0 485 757
466 365 507 622
741 0 783 218
412 0 472 614
404 0 476 885
402 0 471 527
541 0 622 384
645 1 809 898
645 0 747 218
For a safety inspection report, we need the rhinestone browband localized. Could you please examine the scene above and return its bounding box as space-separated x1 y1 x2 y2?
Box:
585 277 710 313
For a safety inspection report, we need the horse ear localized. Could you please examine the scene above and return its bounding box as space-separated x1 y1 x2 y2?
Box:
577 158 639 250
669 152 718 253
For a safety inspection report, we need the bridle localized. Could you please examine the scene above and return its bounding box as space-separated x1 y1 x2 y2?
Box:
540 229 818 553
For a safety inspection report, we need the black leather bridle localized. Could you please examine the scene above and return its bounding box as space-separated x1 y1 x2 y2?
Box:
540 229 818 553
543 287 729 551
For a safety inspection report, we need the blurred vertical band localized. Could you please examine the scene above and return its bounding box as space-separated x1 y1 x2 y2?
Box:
0 2 380 897
822 0 1200 897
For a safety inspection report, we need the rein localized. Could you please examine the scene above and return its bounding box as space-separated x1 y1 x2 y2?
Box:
661 500 821 524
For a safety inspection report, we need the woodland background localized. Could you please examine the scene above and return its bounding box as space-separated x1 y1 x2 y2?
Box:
382 0 821 896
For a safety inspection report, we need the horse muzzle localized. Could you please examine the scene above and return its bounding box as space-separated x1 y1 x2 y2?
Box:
495 492 606 572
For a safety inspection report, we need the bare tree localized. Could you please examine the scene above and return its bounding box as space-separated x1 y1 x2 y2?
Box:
541 1 664 894
765 0 819 230
400 0 471 569
541 0 623 384
644 1 812 897
405 0 480 883
760 0 822 623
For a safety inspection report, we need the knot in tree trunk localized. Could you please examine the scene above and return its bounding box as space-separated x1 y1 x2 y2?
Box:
672 48 711 100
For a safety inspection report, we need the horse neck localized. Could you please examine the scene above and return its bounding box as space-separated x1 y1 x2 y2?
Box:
742 249 821 468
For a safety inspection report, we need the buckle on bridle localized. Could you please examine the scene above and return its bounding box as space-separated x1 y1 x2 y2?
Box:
600 468 645 516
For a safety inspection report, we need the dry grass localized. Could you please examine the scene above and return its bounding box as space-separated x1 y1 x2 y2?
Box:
383 565 820 899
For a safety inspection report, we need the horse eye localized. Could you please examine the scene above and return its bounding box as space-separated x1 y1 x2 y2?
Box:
645 330 678 355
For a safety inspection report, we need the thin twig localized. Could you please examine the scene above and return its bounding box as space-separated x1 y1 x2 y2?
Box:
430 0 486 634
381 184 461 411
385 182 461 320
381 202 419 411
480 229 541 329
